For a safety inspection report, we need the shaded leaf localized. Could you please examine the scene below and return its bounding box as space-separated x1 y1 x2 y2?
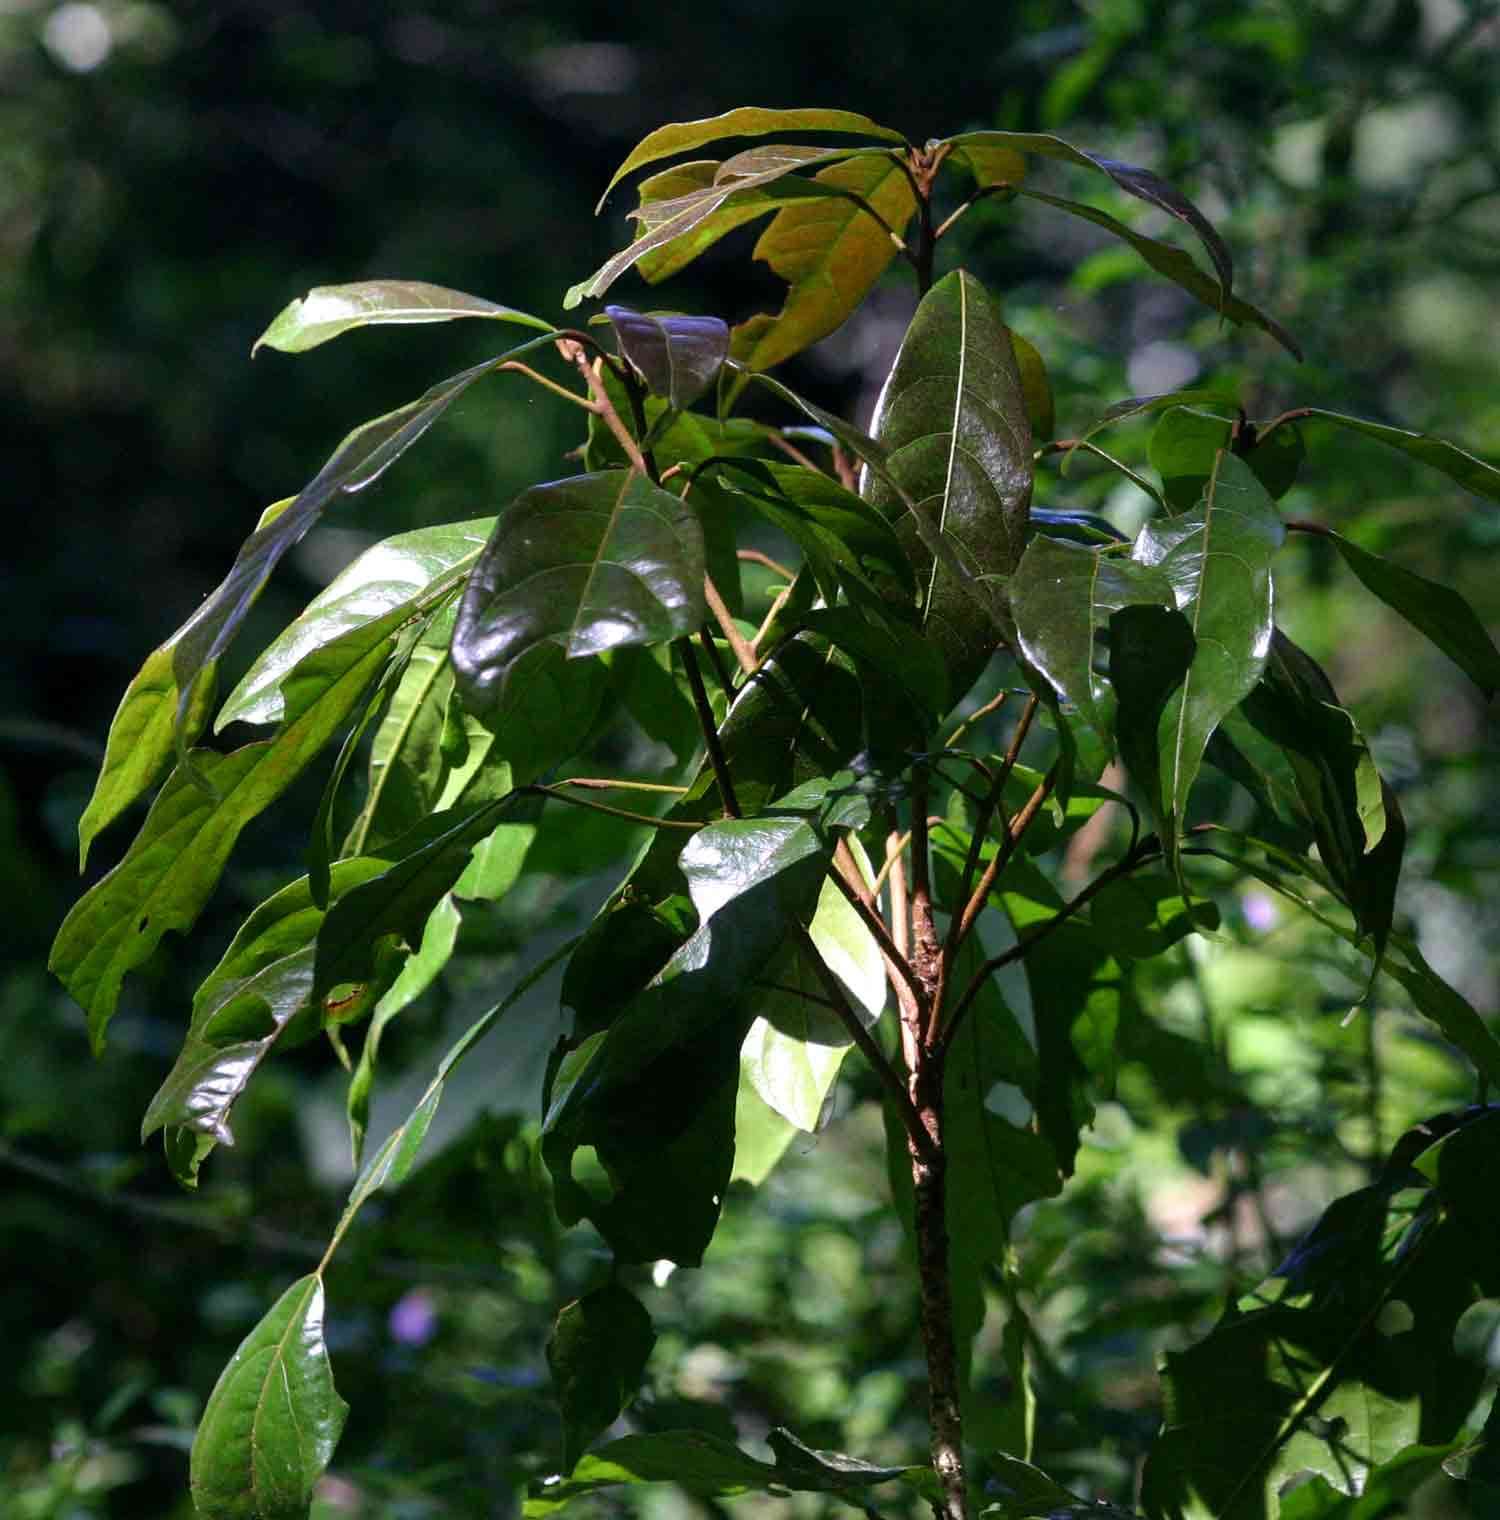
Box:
170 341 554 739
52 612 407 1050
1130 450 1285 850
948 141 1028 188
862 269 1034 699
253 279 552 356
595 107 907 208
604 307 728 410
1110 603 1197 839
1009 331 1054 442
451 471 704 720
1324 531 1500 699
986 1456 1136 1518
1018 187 1300 357
219 519 493 729
1013 536 1175 745
548 1282 657 1471
526 1427 934 1517
190 1275 347 1520
1150 407 1304 514
1299 409 1500 505
729 153 917 374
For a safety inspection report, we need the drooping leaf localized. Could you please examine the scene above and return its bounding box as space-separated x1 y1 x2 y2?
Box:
604 307 728 410
525 1427 934 1517
947 141 1028 188
1323 532 1500 699
729 153 918 374
631 160 789 284
595 107 907 208
1299 409 1500 505
170 340 554 739
1018 187 1300 357
74 497 295 868
218 519 493 729
1013 536 1175 745
451 470 705 720
862 268 1034 699
189 1275 348 1520
51 611 409 1050
252 280 553 356
1130 449 1286 850
542 777 867 1264
547 1282 657 1471
941 129 1236 296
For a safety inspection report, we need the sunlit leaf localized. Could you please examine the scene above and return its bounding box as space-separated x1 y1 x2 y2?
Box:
1013 535 1175 745
190 1274 347 1520
548 1282 657 1471
252 280 553 356
729 153 917 374
862 269 1033 699
596 107 907 209
604 306 728 410
51 610 408 1050
631 160 788 284
451 471 705 720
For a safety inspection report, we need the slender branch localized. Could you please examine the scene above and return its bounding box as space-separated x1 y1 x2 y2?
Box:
886 832 921 1074
942 837 1160 1044
827 853 928 1015
557 776 688 795
871 827 911 898
696 625 735 698
737 547 798 582
794 921 935 1164
945 688 1007 748
678 638 740 818
909 764 945 1048
495 360 594 408
932 181 1016 242
766 433 823 473
557 338 651 476
1285 517 1334 538
704 572 757 676
535 784 699 830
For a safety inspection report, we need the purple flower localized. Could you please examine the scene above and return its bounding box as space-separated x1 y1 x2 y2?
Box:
389 1289 438 1347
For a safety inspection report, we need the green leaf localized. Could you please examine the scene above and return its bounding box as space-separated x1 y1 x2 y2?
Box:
1299 409 1500 505
547 1282 657 1472
218 519 493 729
604 307 728 410
795 606 950 728
1130 449 1285 850
595 107 907 209
1323 531 1500 699
729 153 917 374
1149 408 1304 514
730 1079 800 1185
1086 873 1218 957
170 340 555 740
525 1427 933 1517
141 857 397 1179
51 611 407 1050
451 471 705 719
941 129 1236 296
1009 331 1055 442
629 160 788 284
1013 536 1175 745
861 268 1034 699
1109 603 1197 841
74 497 295 868
252 279 553 356
986 1456 1136 1518
1018 187 1301 357
947 141 1028 188
190 1274 348 1520
543 778 865 1263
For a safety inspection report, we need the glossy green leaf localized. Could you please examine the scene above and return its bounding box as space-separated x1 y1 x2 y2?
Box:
1240 632 1403 954
596 107 907 209
729 153 917 374
1109 602 1197 842
252 280 553 356
1324 532 1500 699
451 471 705 720
346 892 463 1169
218 519 493 729
311 792 525 1007
1149 407 1304 514
51 611 408 1050
190 1274 348 1520
942 129 1235 295
1130 449 1285 849
141 857 396 1177
604 306 728 410
547 1282 657 1471
741 862 884 1131
568 147 867 308
1276 1441 1475 1520
1009 331 1055 442
74 496 295 867
543 777 866 1264
794 606 949 727
526 1427 933 1516
986 1456 1136 1518
170 340 554 740
1141 1110 1499 1520
1013 536 1175 745
1019 187 1300 357
1299 409 1500 505
862 269 1034 699
947 141 1028 188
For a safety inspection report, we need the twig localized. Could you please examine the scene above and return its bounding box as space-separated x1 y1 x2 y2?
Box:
704 572 757 676
737 547 798 582
827 850 928 1016
678 638 740 818
556 338 651 476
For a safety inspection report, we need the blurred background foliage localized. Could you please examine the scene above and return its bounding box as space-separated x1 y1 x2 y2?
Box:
5 0 1500 1515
